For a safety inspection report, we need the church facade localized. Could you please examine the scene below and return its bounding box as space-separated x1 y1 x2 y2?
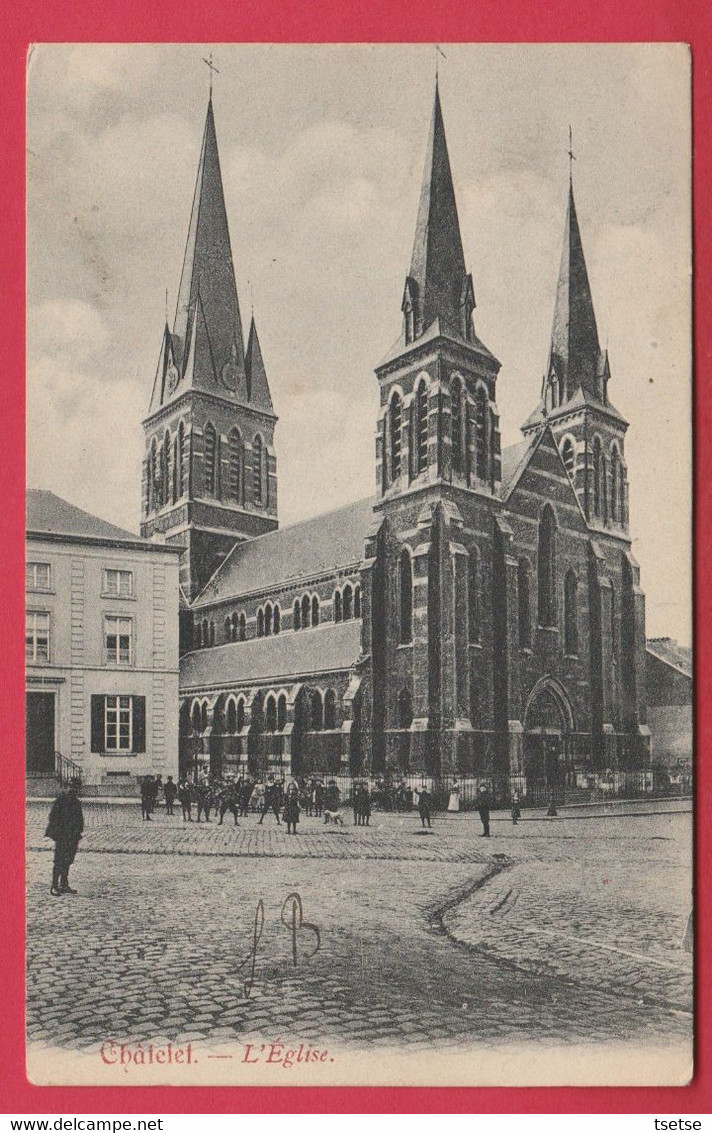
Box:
141 85 651 798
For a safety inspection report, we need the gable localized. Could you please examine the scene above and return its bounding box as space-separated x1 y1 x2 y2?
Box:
504 426 588 532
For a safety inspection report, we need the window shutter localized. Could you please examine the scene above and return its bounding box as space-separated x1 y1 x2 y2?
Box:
91 696 104 753
133 697 146 753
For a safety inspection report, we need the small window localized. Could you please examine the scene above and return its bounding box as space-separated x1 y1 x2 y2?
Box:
311 690 323 731
343 583 353 621
333 590 342 623
293 599 301 631
204 423 218 497
450 377 463 475
103 568 133 598
324 689 336 730
105 615 132 665
311 595 319 627
354 585 362 618
415 381 428 475
253 435 264 504
265 696 277 733
564 569 578 655
277 694 287 731
561 438 575 477
390 393 402 482
301 594 311 629
257 608 265 637
26 611 50 662
226 699 237 732
239 612 247 641
273 605 281 635
26 562 51 591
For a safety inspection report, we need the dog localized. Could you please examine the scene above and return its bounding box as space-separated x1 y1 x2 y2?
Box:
323 810 344 826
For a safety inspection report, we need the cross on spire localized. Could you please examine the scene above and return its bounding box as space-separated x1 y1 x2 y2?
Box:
202 52 220 96
435 43 447 80
567 124 576 181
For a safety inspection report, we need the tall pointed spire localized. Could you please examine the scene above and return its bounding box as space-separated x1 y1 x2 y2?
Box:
547 179 604 402
403 81 474 342
173 96 246 390
245 316 273 414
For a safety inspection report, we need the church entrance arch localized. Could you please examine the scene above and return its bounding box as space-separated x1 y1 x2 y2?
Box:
523 678 575 802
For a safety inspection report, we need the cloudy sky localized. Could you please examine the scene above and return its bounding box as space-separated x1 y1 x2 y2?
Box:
27 43 691 643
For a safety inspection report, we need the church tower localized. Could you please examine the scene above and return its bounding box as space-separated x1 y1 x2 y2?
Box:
140 96 278 600
375 81 501 497
522 172 629 534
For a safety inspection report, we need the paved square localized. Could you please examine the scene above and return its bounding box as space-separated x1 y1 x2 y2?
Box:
26 801 692 1062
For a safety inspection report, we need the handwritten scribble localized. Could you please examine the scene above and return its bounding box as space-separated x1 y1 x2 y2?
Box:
280 891 321 966
236 899 265 999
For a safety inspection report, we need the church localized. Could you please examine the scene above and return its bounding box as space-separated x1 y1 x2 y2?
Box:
139 82 651 800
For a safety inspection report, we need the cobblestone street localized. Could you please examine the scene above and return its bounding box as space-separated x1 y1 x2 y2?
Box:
26 801 692 1084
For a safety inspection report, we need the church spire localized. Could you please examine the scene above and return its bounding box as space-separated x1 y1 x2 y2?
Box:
546 178 604 404
402 81 475 344
172 96 246 390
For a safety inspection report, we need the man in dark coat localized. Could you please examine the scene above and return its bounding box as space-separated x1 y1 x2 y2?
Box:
416 786 432 829
195 778 212 822
258 777 282 825
140 775 154 821
239 776 255 817
163 775 178 816
476 784 491 837
178 779 192 821
217 779 240 826
45 779 84 896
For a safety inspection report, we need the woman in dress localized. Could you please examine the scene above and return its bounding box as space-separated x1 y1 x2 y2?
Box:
283 782 301 835
447 779 460 813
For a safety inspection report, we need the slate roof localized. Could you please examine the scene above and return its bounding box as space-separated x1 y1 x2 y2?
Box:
27 489 139 543
193 495 379 607
647 638 693 679
181 619 363 689
499 437 536 496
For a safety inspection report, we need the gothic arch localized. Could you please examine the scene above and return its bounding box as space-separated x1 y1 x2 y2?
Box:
450 373 465 476
413 377 429 476
388 387 404 483
559 434 576 479
524 676 576 734
537 503 557 627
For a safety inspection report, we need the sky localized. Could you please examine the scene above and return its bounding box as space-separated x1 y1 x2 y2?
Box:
26 43 691 644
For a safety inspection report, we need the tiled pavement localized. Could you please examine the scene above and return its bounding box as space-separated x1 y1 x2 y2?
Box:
26 802 692 1057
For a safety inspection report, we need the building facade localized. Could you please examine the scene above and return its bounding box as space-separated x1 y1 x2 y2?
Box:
646 638 693 775
156 86 651 797
26 491 181 792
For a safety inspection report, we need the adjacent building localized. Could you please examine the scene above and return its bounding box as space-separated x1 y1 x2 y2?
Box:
26 490 181 793
142 85 652 799
646 637 693 777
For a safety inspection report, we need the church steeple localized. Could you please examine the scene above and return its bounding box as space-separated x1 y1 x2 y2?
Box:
141 94 279 601
173 96 245 386
546 178 605 406
402 81 475 345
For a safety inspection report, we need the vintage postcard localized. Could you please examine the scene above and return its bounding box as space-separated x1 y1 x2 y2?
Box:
25 43 692 1088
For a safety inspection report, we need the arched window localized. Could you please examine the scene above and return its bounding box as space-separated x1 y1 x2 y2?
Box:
252 435 263 504
415 379 428 475
537 504 557 627
450 376 463 475
343 583 353 621
592 436 602 518
150 437 158 511
518 557 531 649
354 585 362 618
163 431 171 506
178 421 186 497
561 437 575 478
389 392 402 482
236 698 246 732
226 699 237 733
564 569 578 655
476 387 489 481
601 454 608 523
324 689 336 730
200 702 208 731
311 690 323 731
311 595 319 627
201 618 208 648
204 423 218 496
264 603 273 636
265 695 277 733
293 598 301 631
468 547 481 643
239 612 246 641
619 461 626 526
229 612 237 641
209 621 216 646
172 436 179 503
398 687 413 729
301 594 311 629
228 428 243 503
333 590 342 623
277 693 287 731
191 702 201 732
257 608 264 637
224 615 231 642
399 549 413 644
273 605 281 635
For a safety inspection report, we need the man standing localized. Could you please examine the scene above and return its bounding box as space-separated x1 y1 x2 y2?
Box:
163 775 178 816
140 775 154 821
45 778 84 896
195 777 212 823
178 779 192 821
416 785 432 829
476 784 491 838
258 776 281 825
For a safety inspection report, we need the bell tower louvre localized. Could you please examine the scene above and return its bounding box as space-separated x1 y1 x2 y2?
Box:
140 95 278 601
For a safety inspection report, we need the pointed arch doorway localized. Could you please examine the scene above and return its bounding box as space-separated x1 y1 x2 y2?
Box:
523 678 575 803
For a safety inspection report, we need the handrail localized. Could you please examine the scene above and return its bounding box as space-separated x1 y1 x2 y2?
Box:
54 750 82 787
